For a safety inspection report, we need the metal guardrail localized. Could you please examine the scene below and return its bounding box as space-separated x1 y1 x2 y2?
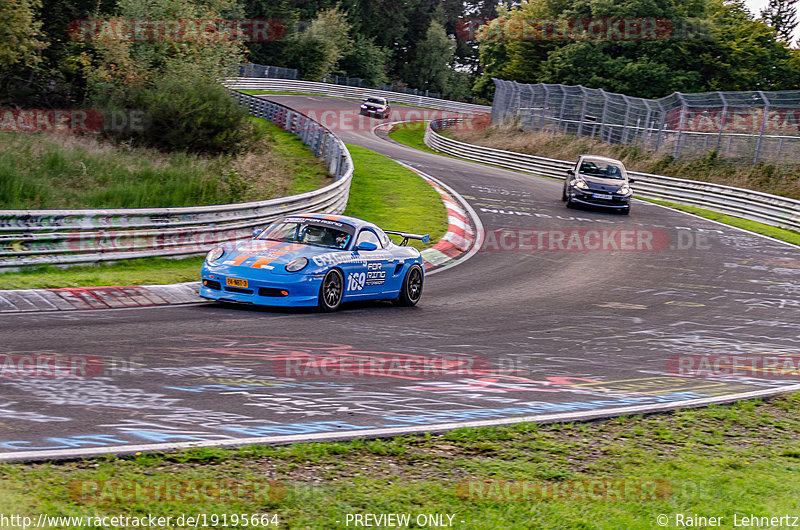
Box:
223 78 491 115
0 93 354 270
426 119 800 233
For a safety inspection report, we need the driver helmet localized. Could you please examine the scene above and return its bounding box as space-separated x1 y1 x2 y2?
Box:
305 225 325 243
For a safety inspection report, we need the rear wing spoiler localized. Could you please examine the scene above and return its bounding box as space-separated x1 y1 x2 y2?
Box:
384 230 430 246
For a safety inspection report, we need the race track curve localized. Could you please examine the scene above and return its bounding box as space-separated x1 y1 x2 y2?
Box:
1 94 799 461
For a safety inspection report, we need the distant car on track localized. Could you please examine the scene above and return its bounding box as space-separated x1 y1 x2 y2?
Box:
360 96 391 119
200 213 428 311
562 155 635 214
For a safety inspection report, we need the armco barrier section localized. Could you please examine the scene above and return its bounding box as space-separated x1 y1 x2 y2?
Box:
224 78 491 115
0 93 353 270
425 119 800 233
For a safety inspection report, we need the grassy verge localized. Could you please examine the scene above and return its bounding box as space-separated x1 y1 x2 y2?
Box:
0 144 448 289
387 121 440 155
0 256 205 290
646 199 800 246
344 144 448 250
387 120 516 174
4 393 800 527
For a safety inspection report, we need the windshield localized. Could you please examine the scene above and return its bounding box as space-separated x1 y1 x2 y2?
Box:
258 219 355 249
578 160 625 180
365 98 386 105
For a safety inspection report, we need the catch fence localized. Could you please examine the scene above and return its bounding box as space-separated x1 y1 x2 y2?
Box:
492 79 800 164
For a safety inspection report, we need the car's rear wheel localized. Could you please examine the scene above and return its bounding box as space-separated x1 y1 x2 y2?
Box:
319 269 344 312
397 264 423 306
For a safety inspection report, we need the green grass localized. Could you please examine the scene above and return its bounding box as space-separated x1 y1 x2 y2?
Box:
344 144 448 250
645 199 800 247
0 256 205 290
5 394 800 527
387 121 440 155
388 120 517 173
261 119 331 196
0 119 329 209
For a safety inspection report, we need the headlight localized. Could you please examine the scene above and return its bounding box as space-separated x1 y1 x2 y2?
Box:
285 257 308 272
360 104 367 109
206 247 224 263
573 179 588 189
618 184 631 195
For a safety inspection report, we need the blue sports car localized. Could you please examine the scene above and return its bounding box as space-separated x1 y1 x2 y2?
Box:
200 213 429 311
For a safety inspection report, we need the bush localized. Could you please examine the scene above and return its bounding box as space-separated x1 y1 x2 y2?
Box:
97 72 257 155
136 73 256 154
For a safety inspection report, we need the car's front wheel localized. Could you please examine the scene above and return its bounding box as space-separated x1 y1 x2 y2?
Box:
319 269 344 312
397 264 423 306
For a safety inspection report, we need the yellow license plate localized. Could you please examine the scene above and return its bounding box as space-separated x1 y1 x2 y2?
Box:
226 277 248 288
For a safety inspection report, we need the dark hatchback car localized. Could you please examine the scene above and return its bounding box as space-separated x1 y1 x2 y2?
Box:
562 155 635 214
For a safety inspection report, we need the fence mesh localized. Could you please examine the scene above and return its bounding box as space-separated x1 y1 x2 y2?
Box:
492 79 800 164
238 64 299 79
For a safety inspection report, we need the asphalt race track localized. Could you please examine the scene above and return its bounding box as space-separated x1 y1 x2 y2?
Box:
2 94 800 461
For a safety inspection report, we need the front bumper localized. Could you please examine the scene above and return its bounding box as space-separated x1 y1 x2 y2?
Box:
200 265 322 307
569 190 631 209
360 108 388 117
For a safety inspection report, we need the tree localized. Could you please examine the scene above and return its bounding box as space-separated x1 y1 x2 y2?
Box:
0 0 46 69
78 0 252 153
474 0 800 98
287 5 353 80
338 33 389 86
760 0 798 43
404 20 455 94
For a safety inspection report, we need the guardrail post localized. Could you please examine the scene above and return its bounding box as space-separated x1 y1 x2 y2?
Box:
598 89 609 141
715 92 728 155
754 91 769 165
673 93 688 158
577 86 588 138
540 85 551 131
641 100 653 149
557 85 568 135
621 95 632 144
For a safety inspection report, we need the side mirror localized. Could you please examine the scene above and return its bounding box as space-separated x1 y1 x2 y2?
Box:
628 178 636 184
252 227 262 238
566 169 574 177
356 241 378 251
